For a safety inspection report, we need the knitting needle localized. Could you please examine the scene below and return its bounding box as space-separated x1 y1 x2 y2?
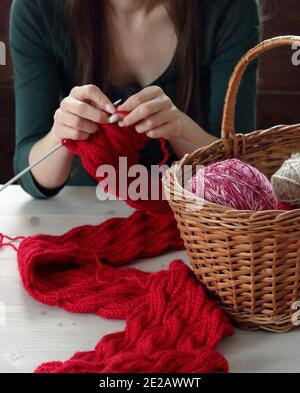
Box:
0 99 123 193
0 99 199 193
0 143 66 193
0 133 198 193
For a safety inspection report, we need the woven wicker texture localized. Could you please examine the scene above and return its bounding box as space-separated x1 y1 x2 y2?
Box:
163 36 300 332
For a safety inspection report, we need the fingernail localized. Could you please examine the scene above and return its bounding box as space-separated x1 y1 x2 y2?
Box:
118 121 124 127
106 103 116 114
109 114 120 124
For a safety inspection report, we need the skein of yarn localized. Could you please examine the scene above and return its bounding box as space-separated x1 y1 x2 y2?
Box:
271 153 300 206
188 158 278 211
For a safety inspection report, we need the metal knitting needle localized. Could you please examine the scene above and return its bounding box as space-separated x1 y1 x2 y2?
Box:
0 98 198 193
0 99 123 193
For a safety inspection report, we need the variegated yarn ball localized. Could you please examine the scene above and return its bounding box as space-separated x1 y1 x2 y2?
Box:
271 153 300 206
188 158 278 211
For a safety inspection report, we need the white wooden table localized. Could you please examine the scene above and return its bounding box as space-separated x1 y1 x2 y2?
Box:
0 185 299 373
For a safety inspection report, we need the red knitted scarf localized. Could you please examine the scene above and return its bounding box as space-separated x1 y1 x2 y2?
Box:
7 117 233 373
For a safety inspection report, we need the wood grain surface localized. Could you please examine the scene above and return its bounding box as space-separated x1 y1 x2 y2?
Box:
0 186 300 373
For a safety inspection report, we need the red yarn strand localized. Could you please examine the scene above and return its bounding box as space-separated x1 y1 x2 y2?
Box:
0 233 25 252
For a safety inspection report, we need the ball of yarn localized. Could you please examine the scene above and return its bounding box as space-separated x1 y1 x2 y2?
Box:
271 153 300 206
188 158 278 211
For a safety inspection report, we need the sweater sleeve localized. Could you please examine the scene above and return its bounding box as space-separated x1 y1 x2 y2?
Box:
10 0 67 198
208 0 260 136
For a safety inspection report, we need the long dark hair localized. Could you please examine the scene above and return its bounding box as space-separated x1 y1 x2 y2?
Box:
67 0 202 122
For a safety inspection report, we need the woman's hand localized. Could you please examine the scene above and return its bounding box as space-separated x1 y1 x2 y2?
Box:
50 85 116 142
118 86 183 140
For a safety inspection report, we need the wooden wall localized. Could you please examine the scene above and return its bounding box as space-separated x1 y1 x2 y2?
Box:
1 0 300 183
0 0 14 184
258 0 300 127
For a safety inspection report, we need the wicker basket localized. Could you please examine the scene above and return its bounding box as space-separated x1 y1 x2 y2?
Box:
163 36 300 333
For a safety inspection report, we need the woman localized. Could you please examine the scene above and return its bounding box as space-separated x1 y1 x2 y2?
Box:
10 0 260 199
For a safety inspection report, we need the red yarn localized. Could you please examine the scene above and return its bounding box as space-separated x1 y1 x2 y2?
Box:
15 115 233 373
0 233 25 252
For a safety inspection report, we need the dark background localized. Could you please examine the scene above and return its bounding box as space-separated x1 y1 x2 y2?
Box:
0 0 300 183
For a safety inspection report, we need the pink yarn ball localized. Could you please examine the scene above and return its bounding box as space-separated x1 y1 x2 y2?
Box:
188 159 278 211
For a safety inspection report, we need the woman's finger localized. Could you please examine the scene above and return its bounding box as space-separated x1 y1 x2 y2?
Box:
61 97 109 124
58 111 99 134
70 85 115 114
54 124 90 141
121 99 163 127
135 110 173 133
118 85 163 112
146 121 179 139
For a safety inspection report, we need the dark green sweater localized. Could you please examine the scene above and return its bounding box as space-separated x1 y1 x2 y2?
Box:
9 0 260 198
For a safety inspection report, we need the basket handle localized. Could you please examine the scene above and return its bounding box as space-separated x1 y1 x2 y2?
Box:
221 35 300 140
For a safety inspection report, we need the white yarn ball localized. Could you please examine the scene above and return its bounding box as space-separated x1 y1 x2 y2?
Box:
271 153 300 205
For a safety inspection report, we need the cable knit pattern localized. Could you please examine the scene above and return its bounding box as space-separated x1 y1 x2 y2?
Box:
17 117 233 373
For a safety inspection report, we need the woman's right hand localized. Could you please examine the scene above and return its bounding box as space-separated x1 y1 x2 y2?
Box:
50 85 116 142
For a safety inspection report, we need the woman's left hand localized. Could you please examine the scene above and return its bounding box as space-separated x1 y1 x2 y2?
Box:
117 86 183 140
